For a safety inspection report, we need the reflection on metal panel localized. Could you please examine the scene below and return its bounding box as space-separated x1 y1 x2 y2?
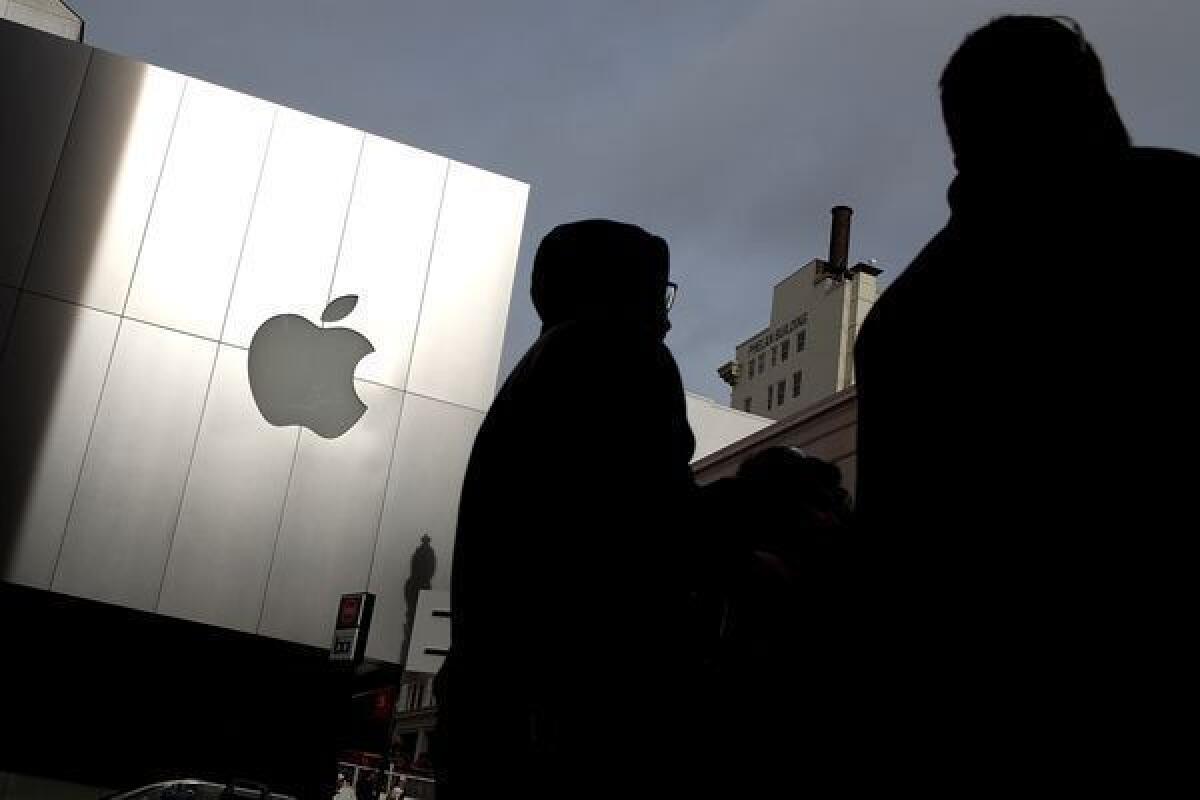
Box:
158 346 299 631
0 294 118 587
328 136 448 388
367 394 482 662
26 53 184 313
0 19 89 286
124 79 275 339
222 109 363 347
406 162 528 411
258 382 403 647
53 320 216 608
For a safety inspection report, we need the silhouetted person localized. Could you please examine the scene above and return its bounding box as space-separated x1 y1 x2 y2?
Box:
736 447 852 551
436 220 704 799
705 447 855 796
853 15 1199 789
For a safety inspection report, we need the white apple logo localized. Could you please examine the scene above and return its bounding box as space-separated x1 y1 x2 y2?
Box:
247 294 374 439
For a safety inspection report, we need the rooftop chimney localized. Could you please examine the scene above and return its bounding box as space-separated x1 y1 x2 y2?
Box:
828 205 853 277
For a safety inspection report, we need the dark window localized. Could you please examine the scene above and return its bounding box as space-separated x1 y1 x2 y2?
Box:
781 339 789 361
748 358 755 378
793 370 803 398
771 346 777 367
744 397 752 412
758 353 765 372
777 381 785 406
767 389 773 411
796 329 807 352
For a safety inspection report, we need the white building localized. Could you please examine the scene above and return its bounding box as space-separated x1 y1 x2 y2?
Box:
718 206 881 420
1 0 82 40
686 391 773 460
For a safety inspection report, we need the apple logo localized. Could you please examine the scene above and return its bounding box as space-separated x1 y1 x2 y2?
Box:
248 294 374 439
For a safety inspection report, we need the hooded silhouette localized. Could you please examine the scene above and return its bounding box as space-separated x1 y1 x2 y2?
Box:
435 220 702 799
853 16 1199 789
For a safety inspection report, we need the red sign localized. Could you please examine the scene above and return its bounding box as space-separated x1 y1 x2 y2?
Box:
338 595 362 629
373 687 397 721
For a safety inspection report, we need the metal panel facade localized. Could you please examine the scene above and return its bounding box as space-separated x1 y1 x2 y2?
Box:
0 19 88 286
0 294 118 587
0 23 528 659
52 319 217 609
406 162 529 412
25 52 184 313
327 135 448 389
221 108 362 348
258 382 404 647
367 394 484 662
157 345 300 632
123 79 275 339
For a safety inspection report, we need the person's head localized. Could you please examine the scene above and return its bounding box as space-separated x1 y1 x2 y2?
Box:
737 447 850 514
531 219 673 338
940 15 1130 174
736 446 810 487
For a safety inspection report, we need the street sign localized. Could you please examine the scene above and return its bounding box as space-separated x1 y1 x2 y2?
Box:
330 592 375 665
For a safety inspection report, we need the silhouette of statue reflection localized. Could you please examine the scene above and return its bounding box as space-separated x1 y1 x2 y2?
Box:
401 533 436 665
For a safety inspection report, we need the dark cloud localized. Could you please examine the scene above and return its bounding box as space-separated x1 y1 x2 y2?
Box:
72 0 1200 401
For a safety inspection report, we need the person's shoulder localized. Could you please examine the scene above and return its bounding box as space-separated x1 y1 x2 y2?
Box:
1126 146 1200 191
1128 145 1200 169
860 224 956 330
521 321 603 376
503 321 665 405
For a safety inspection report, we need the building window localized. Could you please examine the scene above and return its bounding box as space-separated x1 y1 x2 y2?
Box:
744 397 752 412
757 353 765 373
776 380 785 407
748 358 755 378
793 370 803 398
781 339 789 362
796 329 807 352
767 389 773 411
771 346 777 367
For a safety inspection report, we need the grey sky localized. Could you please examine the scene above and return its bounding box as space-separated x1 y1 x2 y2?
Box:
69 0 1200 401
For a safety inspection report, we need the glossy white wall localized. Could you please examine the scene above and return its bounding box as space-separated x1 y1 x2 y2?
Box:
0 21 529 661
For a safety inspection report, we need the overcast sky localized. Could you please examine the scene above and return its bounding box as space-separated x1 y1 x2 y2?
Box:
70 0 1200 401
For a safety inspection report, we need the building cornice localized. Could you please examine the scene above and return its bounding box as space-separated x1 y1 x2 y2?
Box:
690 384 857 474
